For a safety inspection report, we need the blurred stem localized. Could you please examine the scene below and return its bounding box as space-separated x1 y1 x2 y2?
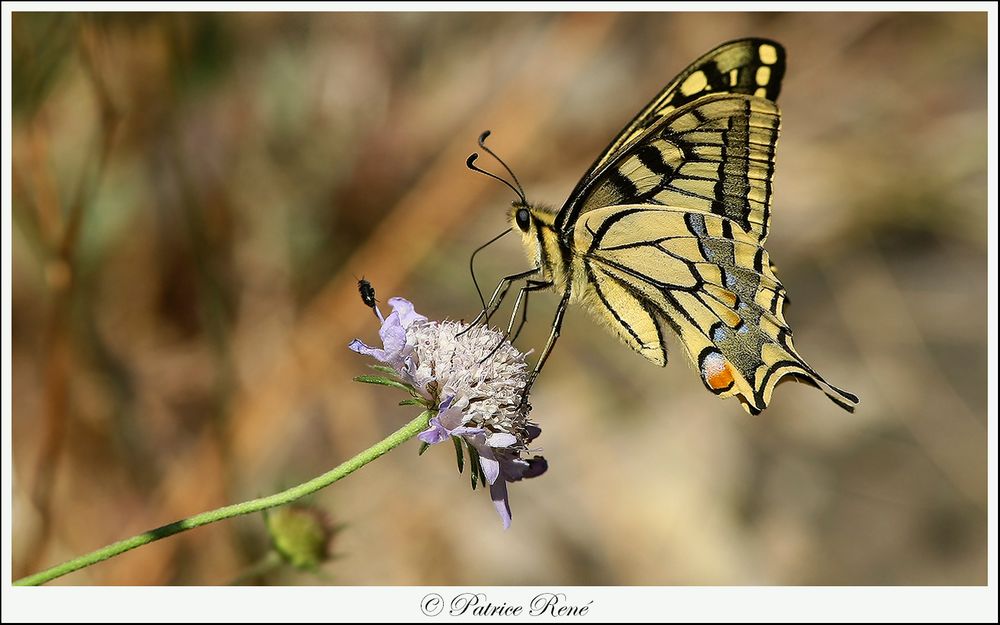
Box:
227 550 283 585
20 21 122 578
15 410 433 586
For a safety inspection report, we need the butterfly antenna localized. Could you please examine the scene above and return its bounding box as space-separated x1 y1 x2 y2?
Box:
477 130 526 204
468 227 512 315
466 153 525 204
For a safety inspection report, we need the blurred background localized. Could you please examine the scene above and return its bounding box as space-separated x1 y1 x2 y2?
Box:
10 12 987 585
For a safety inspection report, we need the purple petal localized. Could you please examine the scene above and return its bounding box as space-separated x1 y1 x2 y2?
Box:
347 339 386 362
418 418 450 445
500 455 548 481
489 479 512 530
522 456 548 480
436 398 467 431
477 447 500 485
387 297 427 329
378 314 408 356
524 424 542 443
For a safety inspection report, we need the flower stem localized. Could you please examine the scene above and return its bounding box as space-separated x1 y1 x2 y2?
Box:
15 410 433 586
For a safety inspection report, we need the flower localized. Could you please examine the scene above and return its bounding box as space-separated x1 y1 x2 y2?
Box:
349 297 548 529
348 297 428 391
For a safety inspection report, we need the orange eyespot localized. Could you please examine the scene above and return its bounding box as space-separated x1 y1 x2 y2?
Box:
706 363 734 391
699 349 735 393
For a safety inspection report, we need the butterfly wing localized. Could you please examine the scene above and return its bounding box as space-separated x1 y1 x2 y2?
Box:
576 205 857 414
566 93 857 413
564 93 781 243
556 38 786 234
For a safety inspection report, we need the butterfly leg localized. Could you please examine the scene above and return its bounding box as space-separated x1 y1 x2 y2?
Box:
519 289 571 409
512 280 551 343
479 279 553 363
458 267 539 337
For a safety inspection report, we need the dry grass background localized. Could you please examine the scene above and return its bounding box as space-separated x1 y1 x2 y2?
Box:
10 11 988 585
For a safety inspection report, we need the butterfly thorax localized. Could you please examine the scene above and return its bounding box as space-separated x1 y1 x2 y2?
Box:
511 202 580 298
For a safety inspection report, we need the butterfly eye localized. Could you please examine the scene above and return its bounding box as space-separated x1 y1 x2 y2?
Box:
515 208 531 232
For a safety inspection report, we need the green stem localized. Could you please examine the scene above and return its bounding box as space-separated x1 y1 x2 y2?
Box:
15 410 433 586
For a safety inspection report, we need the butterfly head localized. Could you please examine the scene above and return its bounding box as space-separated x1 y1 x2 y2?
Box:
467 131 563 283
509 200 556 236
509 200 565 289
513 202 531 232
510 201 539 252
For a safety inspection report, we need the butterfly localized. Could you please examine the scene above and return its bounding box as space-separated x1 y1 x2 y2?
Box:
467 38 858 415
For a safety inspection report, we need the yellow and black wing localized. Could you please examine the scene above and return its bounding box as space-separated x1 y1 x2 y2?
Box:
556 38 786 235
567 93 780 242
566 92 857 413
576 205 857 414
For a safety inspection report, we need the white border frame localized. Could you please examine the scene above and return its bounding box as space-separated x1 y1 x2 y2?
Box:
3 2 996 622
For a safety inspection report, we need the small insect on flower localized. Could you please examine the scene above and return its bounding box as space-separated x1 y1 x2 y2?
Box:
349 296 547 529
357 277 381 321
